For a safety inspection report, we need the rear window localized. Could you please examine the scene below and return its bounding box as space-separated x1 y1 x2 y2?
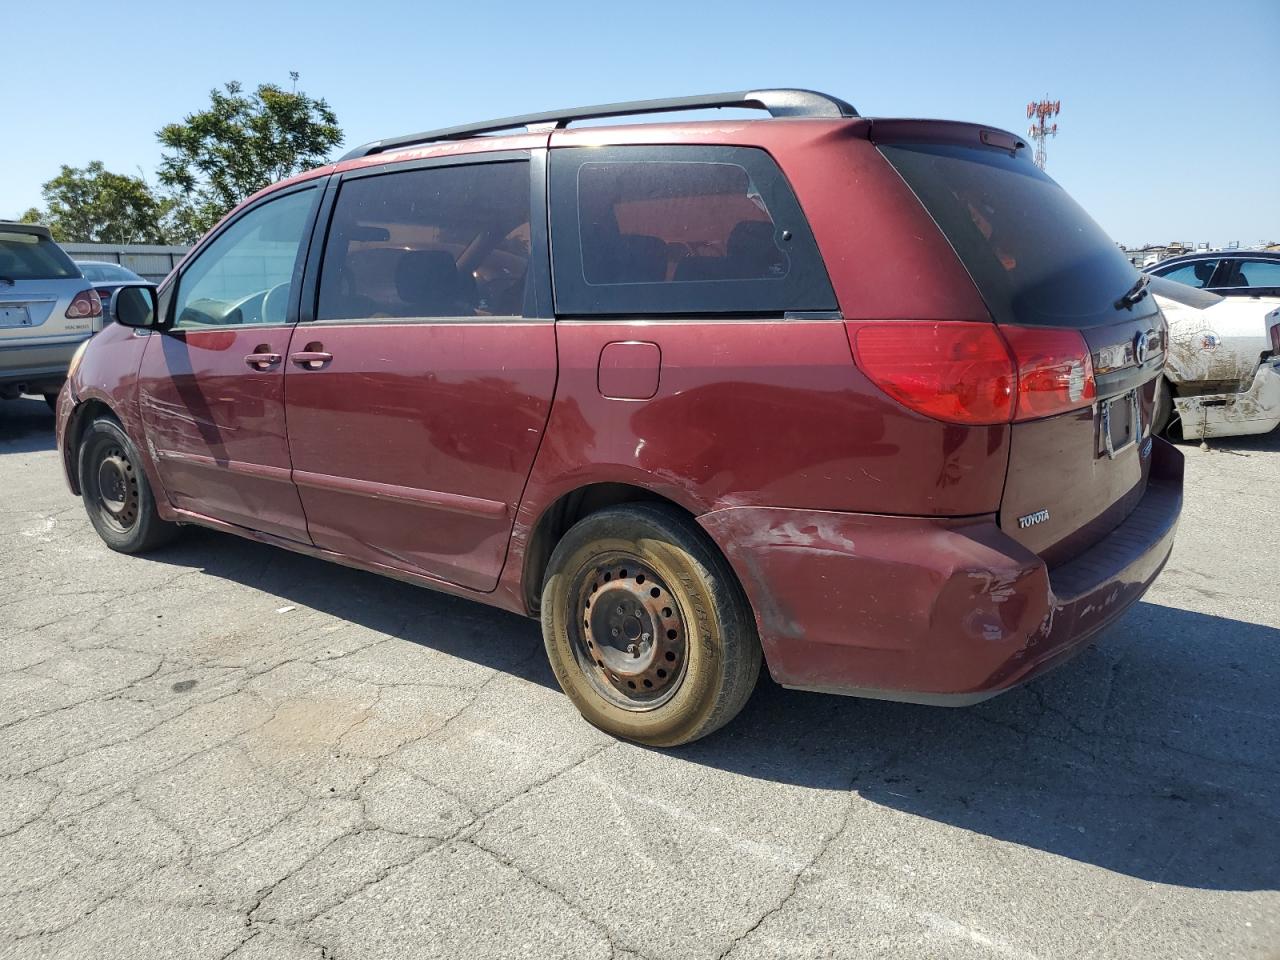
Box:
881 144 1150 328
0 230 79 281
78 262 138 282
550 145 835 316
1226 259 1280 289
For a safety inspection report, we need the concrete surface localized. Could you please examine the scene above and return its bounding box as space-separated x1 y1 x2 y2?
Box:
0 395 1276 960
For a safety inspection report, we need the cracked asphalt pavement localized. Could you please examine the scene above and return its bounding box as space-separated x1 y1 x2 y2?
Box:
1 395 1277 960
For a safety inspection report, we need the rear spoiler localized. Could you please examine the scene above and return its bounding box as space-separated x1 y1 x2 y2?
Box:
0 221 54 240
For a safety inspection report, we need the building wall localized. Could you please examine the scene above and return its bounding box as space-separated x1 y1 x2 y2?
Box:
60 243 190 283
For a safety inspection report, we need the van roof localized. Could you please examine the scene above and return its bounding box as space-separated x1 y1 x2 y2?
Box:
339 89 859 161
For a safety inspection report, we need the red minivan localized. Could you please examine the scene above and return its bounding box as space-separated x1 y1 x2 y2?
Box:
57 90 1182 745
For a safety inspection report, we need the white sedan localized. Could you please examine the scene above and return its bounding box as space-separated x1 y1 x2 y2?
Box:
1150 276 1280 440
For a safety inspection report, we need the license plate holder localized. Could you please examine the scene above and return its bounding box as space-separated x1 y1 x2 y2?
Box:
1101 389 1140 458
0 305 31 328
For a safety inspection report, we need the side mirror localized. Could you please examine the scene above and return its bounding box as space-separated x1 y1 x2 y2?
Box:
110 283 159 329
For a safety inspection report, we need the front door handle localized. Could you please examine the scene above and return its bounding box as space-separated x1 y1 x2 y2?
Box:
290 342 333 370
244 348 282 370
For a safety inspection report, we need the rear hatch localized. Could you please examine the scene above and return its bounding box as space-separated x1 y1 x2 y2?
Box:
0 224 96 344
877 131 1166 566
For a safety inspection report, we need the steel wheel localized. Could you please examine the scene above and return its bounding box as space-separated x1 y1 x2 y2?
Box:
541 503 762 746
573 555 689 710
92 443 141 533
78 416 179 554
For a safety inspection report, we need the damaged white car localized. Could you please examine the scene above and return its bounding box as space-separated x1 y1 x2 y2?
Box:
1150 276 1280 440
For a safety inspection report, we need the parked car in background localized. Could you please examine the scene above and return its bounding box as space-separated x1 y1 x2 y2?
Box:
1149 276 1280 440
0 222 102 406
74 260 144 321
1147 250 1280 298
55 89 1183 745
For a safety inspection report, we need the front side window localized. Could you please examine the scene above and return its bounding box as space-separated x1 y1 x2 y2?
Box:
1155 259 1219 289
550 145 835 316
173 187 316 329
316 161 532 321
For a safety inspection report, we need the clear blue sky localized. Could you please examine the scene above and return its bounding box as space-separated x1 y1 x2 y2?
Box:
5 0 1277 246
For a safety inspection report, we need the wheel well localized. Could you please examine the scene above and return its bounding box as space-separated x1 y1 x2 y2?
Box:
64 399 118 494
521 483 696 615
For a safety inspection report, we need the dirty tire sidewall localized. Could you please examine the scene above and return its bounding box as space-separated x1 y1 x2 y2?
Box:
1152 376 1174 436
78 416 178 554
541 504 761 747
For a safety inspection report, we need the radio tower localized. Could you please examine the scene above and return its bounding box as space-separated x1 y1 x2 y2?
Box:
1026 98 1061 170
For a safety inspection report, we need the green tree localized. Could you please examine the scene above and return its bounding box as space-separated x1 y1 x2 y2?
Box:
23 162 173 243
157 79 342 242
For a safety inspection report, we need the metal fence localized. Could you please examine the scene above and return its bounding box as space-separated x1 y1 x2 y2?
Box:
59 243 190 283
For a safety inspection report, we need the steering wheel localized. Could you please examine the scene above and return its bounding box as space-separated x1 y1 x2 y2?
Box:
262 282 290 326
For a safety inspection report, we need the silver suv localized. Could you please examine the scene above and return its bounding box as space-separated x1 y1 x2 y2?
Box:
0 222 102 405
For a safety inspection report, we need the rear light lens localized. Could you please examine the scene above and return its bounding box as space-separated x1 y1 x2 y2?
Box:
1001 326 1097 421
853 322 1015 424
66 289 103 319
1269 312 1280 355
852 321 1097 425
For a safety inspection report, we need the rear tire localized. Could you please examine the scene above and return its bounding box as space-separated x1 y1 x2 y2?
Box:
540 503 761 747
78 417 180 554
1151 377 1174 436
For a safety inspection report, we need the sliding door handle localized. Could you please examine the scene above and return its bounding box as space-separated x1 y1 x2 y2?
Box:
290 343 333 369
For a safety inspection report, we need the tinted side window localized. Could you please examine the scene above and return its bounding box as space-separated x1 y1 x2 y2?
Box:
174 187 316 329
1227 259 1280 289
1155 260 1219 289
317 161 531 321
550 146 835 316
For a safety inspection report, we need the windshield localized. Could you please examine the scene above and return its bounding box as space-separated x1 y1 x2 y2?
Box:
881 143 1155 328
0 230 79 281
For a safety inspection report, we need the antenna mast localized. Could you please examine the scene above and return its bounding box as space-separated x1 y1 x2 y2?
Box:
1026 98 1061 170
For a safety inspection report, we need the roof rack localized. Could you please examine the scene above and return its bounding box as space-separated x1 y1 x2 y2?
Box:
339 88 858 161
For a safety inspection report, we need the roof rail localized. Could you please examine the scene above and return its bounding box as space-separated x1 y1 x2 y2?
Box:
339 88 858 161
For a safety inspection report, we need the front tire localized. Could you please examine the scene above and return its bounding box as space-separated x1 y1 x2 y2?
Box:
540 503 761 747
78 417 180 553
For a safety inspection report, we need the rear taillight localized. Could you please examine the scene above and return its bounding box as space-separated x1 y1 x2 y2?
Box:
1001 326 1097 421
851 322 1097 425
1269 313 1280 355
852 322 1015 425
66 289 102 319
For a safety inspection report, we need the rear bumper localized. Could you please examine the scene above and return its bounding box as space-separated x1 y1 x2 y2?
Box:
0 337 83 393
1173 359 1280 440
698 437 1184 704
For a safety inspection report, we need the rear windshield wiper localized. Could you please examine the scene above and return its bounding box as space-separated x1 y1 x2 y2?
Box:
0 276 15 286
1115 274 1150 310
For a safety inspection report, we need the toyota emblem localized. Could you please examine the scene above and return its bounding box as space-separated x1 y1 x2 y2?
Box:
1134 330 1152 365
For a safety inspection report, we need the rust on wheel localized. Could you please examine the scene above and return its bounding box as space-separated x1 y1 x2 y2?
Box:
94 444 140 532
572 556 689 710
